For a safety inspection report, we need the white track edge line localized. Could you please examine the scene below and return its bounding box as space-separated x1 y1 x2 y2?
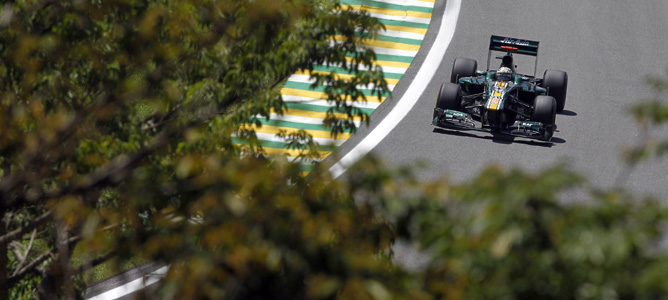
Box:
328 0 461 178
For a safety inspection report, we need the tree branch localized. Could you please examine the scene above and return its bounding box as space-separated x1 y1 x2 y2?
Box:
7 248 55 287
4 127 174 211
6 230 83 289
0 210 52 245
11 229 37 277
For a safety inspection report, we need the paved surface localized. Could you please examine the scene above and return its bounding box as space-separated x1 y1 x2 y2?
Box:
344 0 668 197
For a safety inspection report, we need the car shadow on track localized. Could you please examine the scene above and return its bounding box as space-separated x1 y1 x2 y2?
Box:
558 109 577 116
432 127 565 147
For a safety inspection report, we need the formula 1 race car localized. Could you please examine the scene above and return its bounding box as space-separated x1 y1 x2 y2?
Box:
432 35 568 141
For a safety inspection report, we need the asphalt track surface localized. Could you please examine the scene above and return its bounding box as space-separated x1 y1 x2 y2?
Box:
339 0 668 197
87 0 668 298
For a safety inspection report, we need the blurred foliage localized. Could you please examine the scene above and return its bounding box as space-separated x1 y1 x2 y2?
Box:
624 72 668 165
393 165 668 299
0 0 391 298
1 0 668 299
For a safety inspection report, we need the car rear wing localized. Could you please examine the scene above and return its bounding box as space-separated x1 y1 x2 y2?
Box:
486 35 540 76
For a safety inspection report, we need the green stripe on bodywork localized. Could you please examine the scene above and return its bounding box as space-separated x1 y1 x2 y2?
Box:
491 46 538 55
341 0 433 13
517 49 538 55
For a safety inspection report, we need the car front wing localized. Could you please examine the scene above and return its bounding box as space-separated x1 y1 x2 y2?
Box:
432 108 555 141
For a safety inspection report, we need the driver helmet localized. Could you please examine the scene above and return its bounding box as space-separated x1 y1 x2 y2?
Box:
496 67 512 81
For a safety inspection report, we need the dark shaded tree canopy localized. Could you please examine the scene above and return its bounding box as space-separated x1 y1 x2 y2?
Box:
0 0 391 298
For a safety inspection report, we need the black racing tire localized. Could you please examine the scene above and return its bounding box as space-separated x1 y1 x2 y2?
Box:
542 70 568 112
436 82 462 110
450 57 478 83
532 95 557 126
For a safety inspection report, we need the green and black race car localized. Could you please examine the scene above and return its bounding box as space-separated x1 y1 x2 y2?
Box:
432 35 568 141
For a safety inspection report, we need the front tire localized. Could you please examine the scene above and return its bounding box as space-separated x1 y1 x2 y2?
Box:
542 70 568 112
532 95 557 140
436 82 462 110
450 57 477 83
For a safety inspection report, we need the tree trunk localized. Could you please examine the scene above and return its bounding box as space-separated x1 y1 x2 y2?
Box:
57 223 74 300
0 206 8 300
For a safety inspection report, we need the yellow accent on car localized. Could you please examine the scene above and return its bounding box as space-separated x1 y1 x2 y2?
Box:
488 97 501 110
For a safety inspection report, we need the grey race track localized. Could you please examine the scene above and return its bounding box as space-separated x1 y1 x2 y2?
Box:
341 0 668 197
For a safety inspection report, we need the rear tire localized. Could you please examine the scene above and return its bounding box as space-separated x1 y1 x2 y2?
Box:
542 70 568 112
450 57 477 83
436 83 462 111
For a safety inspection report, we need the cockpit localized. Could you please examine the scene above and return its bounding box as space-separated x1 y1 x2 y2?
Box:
496 67 513 82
